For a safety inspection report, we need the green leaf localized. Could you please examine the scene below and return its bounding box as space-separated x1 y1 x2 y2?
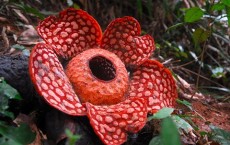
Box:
167 23 185 31
0 137 21 145
192 28 210 46
65 129 81 145
0 123 36 145
178 52 188 58
172 115 194 133
0 110 14 119
210 125 230 145
148 108 174 121
211 3 225 11
136 0 143 18
222 0 230 6
0 79 21 100
200 131 209 136
23 5 45 19
176 99 192 110
184 7 204 22
11 44 26 50
161 117 182 145
0 78 21 118
149 136 161 145
73 3 80 9
14 3 45 19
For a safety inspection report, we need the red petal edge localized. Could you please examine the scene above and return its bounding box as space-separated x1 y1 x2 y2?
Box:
86 97 147 145
128 60 178 114
101 16 155 66
29 43 86 115
37 8 102 59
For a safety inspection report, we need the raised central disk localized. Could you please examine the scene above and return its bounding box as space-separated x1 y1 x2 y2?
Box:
66 48 129 105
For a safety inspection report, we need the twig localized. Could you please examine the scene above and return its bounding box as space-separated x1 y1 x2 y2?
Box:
178 67 226 88
223 95 230 102
1 27 9 52
172 60 196 68
207 44 230 63
196 43 207 88
206 52 222 66
212 33 230 45
183 0 190 8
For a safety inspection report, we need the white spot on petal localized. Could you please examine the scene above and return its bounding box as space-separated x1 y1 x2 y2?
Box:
144 91 151 96
55 88 64 97
129 93 136 97
60 32 68 38
41 83 48 90
105 116 113 123
127 108 134 113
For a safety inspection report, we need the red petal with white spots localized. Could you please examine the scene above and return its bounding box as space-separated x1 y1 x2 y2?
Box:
86 97 147 145
37 8 102 59
29 43 86 116
128 60 177 114
101 16 155 66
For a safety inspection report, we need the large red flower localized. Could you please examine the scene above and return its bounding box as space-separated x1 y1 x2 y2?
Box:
29 8 177 145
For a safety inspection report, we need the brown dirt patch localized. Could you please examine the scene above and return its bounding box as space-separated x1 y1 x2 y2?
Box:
184 101 230 132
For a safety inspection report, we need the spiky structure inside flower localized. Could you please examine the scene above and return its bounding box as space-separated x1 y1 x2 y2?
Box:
29 8 177 145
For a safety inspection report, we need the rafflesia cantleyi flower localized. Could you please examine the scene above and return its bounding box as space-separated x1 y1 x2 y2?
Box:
29 8 177 145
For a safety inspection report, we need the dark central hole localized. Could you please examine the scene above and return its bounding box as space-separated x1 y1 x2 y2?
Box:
89 56 116 81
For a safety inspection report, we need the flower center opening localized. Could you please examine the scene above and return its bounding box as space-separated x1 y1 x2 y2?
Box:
89 56 116 81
